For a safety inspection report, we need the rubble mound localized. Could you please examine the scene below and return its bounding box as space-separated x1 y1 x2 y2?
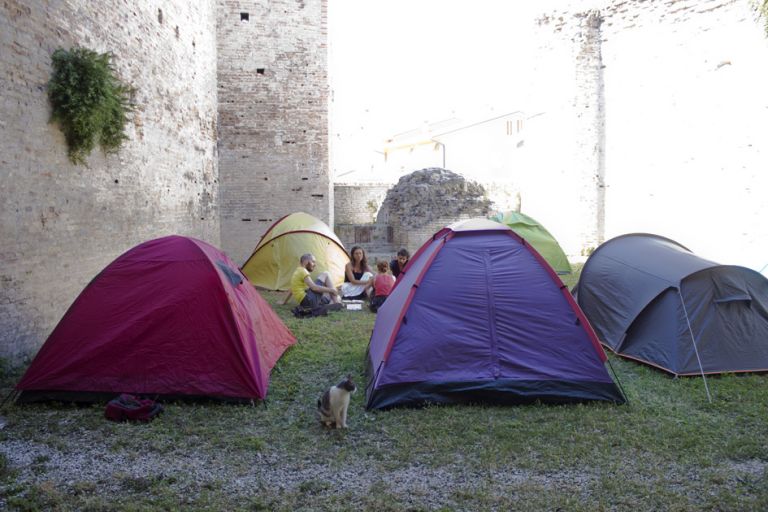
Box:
376 168 492 228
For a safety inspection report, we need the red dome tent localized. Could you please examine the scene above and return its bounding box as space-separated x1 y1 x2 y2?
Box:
16 236 295 403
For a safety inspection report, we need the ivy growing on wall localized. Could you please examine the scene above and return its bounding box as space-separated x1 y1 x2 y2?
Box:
755 0 768 36
48 47 134 165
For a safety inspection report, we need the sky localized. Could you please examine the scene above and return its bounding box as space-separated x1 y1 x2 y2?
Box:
327 0 592 180
326 1 768 269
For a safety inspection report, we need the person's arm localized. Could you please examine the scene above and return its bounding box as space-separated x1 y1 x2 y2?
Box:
345 263 368 285
390 259 401 278
281 291 293 305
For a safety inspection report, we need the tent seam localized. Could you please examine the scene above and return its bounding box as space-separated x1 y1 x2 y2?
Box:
482 250 500 379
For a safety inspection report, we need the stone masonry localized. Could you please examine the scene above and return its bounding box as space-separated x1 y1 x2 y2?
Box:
376 168 493 255
3 0 767 360
334 178 523 263
597 0 768 266
334 182 391 259
217 0 331 264
334 182 390 225
0 1 219 361
531 0 768 263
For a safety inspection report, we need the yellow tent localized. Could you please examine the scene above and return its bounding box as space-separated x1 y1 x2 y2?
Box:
241 212 348 290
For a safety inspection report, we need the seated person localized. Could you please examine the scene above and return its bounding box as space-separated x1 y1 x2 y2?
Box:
389 248 410 279
340 246 374 300
290 253 340 308
369 260 395 313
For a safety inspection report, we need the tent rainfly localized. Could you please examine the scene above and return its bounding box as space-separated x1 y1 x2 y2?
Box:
575 233 768 377
16 236 296 403
489 210 572 275
366 218 625 410
241 212 348 291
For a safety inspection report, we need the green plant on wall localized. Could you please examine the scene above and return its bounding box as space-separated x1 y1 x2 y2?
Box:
754 0 768 36
48 47 134 165
366 199 379 222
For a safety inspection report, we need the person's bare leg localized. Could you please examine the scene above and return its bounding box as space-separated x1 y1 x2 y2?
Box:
319 272 341 303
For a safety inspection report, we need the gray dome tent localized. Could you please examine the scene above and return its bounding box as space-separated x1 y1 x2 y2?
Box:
575 233 768 376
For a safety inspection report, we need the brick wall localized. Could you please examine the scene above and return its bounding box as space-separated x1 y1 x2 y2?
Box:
0 1 219 360
334 183 390 225
217 0 331 265
3 0 765 360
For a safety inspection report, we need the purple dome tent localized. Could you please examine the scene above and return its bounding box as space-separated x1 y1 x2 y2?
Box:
366 219 625 409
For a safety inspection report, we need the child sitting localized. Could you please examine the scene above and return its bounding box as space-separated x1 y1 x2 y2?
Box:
369 260 395 313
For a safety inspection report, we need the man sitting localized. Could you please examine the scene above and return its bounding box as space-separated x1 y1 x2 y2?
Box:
288 253 341 307
389 248 410 279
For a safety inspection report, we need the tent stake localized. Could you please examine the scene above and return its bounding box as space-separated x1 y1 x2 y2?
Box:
678 290 712 403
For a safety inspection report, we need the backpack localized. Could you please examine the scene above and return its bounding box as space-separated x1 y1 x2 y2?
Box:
291 302 343 318
105 394 164 422
369 295 387 313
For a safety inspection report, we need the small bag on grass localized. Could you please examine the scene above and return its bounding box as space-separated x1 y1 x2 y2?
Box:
291 302 342 319
105 393 163 422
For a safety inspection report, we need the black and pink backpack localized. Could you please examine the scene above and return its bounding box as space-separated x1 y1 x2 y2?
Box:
105 394 164 422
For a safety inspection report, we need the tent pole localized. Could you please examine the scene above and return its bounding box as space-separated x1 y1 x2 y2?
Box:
677 289 712 403
605 357 629 405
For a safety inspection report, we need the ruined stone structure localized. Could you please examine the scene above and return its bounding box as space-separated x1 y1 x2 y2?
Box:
335 0 767 266
2 0 767 360
1 1 219 360
596 0 767 267
377 168 491 250
1 0 329 360
217 0 330 264
334 182 391 259
332 6 612 260
334 177 522 260
526 0 767 262
334 183 390 225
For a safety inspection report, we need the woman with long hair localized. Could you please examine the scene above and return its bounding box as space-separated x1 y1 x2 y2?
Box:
340 246 374 300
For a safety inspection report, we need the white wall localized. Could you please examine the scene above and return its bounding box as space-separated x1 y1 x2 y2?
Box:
601 0 768 269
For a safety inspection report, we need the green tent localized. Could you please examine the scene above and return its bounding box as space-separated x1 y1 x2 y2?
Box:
489 211 572 275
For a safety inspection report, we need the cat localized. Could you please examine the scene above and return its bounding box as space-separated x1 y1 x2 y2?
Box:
317 375 356 429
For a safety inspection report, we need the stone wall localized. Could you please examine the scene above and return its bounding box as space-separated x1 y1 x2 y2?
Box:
0 1 219 360
502 7 607 259
598 0 768 268
3 0 765 361
530 0 768 265
377 168 492 254
334 182 390 225
334 173 520 258
217 0 331 264
483 181 522 215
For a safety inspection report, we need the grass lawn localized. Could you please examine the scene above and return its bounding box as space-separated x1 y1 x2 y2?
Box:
0 268 766 511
